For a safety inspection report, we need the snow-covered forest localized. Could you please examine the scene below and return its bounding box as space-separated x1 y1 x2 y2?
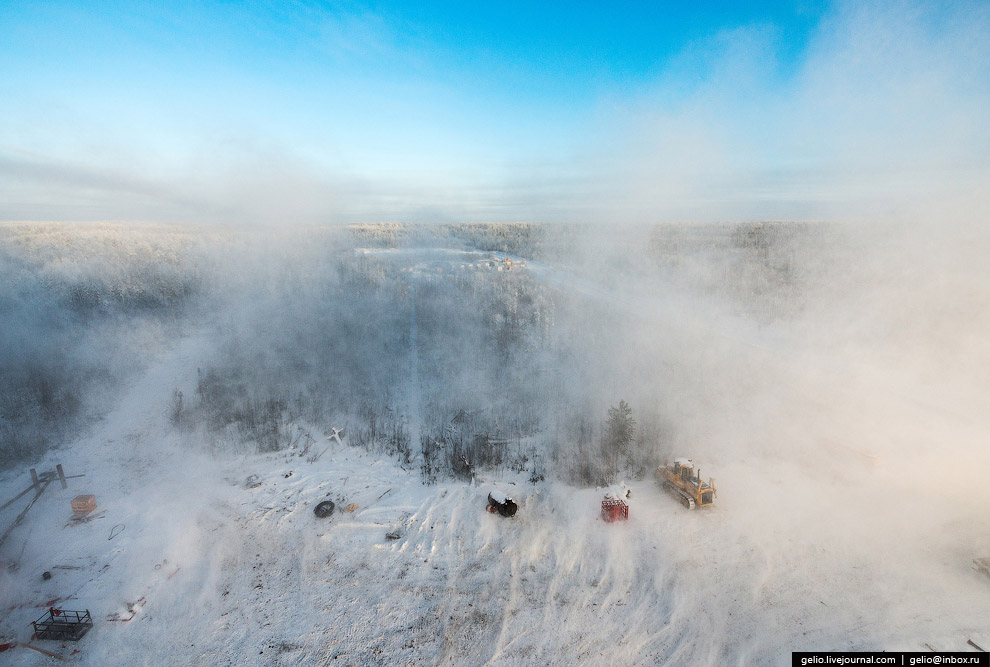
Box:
1 221 989 665
0 221 842 483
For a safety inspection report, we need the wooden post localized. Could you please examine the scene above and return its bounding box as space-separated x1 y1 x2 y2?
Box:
56 464 67 489
29 469 39 492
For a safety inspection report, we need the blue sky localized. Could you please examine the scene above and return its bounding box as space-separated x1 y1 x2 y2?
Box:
1 1 987 223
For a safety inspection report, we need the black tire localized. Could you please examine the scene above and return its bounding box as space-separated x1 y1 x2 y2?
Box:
313 500 336 518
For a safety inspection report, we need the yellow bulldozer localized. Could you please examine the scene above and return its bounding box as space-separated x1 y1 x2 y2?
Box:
656 458 716 509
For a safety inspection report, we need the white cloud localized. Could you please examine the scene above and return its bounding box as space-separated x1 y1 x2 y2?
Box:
573 0 990 224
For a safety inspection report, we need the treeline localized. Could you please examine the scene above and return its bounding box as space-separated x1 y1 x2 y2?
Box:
346 222 549 257
180 225 678 487
182 237 411 456
181 230 561 479
4 222 827 485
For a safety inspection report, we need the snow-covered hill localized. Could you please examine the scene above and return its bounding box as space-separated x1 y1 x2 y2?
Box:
1 319 988 665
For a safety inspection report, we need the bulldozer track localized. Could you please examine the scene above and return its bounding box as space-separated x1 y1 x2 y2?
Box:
661 481 696 510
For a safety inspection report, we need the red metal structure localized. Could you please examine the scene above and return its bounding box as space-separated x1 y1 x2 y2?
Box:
601 497 629 522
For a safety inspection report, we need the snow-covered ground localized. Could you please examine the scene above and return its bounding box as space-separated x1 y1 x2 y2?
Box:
2 240 990 665
1 327 987 666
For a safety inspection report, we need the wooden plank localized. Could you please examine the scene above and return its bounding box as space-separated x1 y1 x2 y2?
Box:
0 485 35 512
56 464 67 489
18 643 68 661
30 468 39 492
0 478 53 551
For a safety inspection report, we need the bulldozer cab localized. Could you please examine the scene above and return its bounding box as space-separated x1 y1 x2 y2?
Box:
673 458 694 481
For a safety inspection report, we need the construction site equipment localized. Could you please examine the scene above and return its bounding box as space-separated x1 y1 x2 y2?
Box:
487 490 517 517
656 458 716 509
32 608 93 641
601 496 629 522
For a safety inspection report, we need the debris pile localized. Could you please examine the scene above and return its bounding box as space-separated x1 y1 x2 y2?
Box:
486 489 517 517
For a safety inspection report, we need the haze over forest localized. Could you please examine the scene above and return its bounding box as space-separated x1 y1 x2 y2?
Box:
1 0 989 664
1 216 986 481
